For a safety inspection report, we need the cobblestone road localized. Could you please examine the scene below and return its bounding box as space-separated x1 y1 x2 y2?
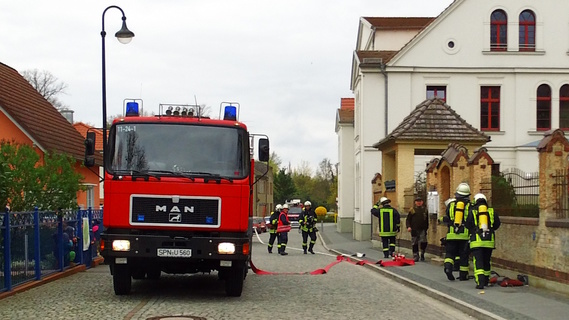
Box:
0 230 471 320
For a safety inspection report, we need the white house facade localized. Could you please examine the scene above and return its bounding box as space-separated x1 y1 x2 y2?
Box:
337 0 569 239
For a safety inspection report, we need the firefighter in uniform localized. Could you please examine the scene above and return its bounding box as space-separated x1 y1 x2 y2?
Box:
406 196 429 262
442 183 472 281
267 204 281 253
299 201 318 254
371 197 400 258
466 193 501 289
277 203 291 255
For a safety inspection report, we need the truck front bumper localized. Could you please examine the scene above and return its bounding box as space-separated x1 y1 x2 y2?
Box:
101 233 250 261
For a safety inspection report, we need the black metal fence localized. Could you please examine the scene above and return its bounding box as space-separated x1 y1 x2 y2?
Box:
1 207 102 293
553 169 569 219
480 168 540 217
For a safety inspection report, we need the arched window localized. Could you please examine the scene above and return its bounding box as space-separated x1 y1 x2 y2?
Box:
519 10 536 51
537 84 551 131
490 10 507 51
560 85 569 130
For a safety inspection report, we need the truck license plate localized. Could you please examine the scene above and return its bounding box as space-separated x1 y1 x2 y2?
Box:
157 248 192 257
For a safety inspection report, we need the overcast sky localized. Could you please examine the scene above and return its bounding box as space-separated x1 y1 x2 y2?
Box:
0 0 453 174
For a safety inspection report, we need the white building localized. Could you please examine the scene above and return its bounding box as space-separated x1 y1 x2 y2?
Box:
336 0 569 239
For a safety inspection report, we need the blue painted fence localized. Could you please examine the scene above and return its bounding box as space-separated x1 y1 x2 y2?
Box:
1 207 103 293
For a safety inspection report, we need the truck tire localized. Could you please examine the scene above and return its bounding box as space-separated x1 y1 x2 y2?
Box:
113 265 132 295
225 265 245 297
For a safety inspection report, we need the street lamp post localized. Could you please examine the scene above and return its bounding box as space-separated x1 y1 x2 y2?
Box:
101 5 134 170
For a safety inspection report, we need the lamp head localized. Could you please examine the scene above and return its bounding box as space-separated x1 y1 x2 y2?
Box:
115 18 135 44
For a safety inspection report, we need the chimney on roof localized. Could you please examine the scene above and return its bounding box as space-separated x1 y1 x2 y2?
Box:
60 109 74 124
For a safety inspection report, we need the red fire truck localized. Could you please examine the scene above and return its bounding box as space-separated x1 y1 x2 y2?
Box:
84 101 269 296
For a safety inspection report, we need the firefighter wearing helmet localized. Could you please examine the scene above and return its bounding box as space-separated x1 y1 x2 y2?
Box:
441 182 472 281
371 197 401 258
276 203 291 255
466 193 501 289
267 204 282 253
299 200 317 254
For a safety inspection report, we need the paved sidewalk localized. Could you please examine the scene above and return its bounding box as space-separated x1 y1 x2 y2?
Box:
317 223 569 320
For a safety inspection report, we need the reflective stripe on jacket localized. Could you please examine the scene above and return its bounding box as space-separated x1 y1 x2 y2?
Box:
300 209 317 232
469 207 497 249
379 208 398 237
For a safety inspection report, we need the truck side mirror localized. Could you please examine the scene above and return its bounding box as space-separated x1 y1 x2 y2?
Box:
258 138 269 162
84 131 96 167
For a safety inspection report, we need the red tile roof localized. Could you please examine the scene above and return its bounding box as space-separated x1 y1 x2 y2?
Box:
341 98 355 110
73 122 104 151
0 62 86 160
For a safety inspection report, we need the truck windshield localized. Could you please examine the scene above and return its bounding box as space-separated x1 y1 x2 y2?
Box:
108 123 249 178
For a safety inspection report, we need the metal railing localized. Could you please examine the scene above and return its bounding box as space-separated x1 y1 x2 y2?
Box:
480 168 539 217
1 207 102 293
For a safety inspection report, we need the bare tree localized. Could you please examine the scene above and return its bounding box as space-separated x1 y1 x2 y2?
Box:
21 69 69 110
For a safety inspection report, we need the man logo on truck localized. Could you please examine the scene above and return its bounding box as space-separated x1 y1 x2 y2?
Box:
156 205 195 213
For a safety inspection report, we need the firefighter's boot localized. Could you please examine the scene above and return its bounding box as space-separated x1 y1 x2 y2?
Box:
268 246 272 254
303 248 307 254
459 271 469 281
444 262 455 281
420 251 425 261
476 275 487 289
308 244 315 254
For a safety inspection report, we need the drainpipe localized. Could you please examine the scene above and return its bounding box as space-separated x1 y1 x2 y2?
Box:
380 62 388 136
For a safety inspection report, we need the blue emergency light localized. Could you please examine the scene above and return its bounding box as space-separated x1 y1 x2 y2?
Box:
125 102 140 116
223 105 237 120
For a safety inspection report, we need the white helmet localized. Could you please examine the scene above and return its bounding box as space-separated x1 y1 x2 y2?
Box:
474 193 487 203
304 201 311 206
379 197 390 205
455 183 471 196
282 204 289 209
444 198 455 207
275 204 282 211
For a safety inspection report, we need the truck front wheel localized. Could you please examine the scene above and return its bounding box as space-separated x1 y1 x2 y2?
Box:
224 265 245 297
113 264 132 295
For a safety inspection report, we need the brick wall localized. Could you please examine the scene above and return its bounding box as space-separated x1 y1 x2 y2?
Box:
417 136 569 286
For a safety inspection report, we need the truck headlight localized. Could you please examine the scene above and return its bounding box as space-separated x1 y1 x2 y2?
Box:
112 240 131 251
218 242 235 254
